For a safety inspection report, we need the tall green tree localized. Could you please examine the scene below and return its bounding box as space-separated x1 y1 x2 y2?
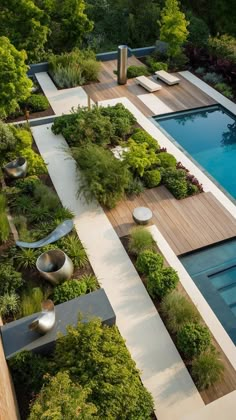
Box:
53 319 154 419
29 371 98 420
0 37 32 118
160 0 189 57
0 0 49 62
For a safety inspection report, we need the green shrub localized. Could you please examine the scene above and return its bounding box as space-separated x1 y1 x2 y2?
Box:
100 103 137 142
162 168 188 199
195 67 205 75
125 177 144 196
14 248 39 270
203 72 224 84
158 152 177 168
22 148 47 175
53 279 87 304
14 176 41 194
136 250 164 275
28 372 98 420
13 127 32 152
127 65 150 78
214 82 234 99
191 350 224 390
124 140 160 177
128 227 154 255
0 292 19 317
143 169 162 188
177 323 211 359
187 183 199 195
0 264 23 295
146 57 168 73
59 234 88 268
24 94 49 112
131 128 159 151
73 144 130 208
0 121 16 160
0 194 10 243
21 288 44 317
147 267 179 299
160 291 200 333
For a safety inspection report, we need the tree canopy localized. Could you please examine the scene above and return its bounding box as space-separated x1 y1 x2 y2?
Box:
0 37 32 118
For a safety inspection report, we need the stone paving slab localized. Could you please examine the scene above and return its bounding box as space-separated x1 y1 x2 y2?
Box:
32 123 204 420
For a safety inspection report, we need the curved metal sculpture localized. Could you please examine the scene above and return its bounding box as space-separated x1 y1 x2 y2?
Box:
28 300 56 334
15 219 74 248
36 249 74 285
3 157 27 179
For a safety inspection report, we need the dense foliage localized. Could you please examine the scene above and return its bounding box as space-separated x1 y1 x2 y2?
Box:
0 37 32 118
177 322 211 359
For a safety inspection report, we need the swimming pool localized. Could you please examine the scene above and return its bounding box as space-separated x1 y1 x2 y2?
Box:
180 239 236 344
153 105 236 199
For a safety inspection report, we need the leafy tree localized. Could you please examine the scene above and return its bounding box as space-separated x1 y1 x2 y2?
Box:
0 37 32 118
0 1 49 61
29 371 98 419
46 0 94 53
159 0 189 58
187 13 209 49
53 319 154 419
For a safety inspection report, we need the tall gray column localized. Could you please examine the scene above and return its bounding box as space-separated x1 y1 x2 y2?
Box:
117 45 128 85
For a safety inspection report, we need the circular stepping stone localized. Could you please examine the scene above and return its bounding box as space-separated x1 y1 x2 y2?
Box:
133 207 153 225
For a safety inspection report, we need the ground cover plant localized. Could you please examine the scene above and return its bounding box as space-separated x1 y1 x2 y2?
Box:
126 227 225 391
0 121 99 322
9 318 154 419
52 105 203 209
48 49 101 88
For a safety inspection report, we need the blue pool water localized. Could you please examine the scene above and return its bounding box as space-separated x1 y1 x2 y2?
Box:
180 239 236 344
153 105 236 199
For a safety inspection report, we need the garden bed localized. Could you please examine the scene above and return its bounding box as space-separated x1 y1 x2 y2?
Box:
120 231 236 404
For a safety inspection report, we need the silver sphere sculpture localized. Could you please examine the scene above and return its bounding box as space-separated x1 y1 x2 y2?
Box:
29 300 56 334
36 249 74 285
3 157 27 179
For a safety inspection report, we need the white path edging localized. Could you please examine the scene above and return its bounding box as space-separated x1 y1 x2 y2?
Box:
179 71 236 115
31 123 204 420
148 225 236 370
98 97 236 218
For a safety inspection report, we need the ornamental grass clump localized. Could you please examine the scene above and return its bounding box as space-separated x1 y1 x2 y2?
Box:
128 227 154 256
191 350 224 389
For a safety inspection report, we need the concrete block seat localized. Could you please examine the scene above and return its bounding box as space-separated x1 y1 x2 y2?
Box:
155 70 180 85
135 76 162 92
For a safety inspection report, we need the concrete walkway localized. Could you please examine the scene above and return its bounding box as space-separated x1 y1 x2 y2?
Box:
35 72 93 115
32 123 204 420
179 71 236 115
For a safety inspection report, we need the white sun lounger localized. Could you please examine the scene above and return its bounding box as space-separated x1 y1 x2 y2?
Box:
135 76 162 92
155 70 180 85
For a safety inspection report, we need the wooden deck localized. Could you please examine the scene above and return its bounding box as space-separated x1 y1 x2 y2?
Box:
106 186 236 255
84 56 216 116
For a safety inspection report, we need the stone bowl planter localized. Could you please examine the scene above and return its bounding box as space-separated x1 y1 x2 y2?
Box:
3 157 27 179
133 206 153 225
28 300 56 335
36 249 73 285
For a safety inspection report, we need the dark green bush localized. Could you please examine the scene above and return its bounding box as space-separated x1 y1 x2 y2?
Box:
72 144 131 208
53 280 87 304
147 267 179 299
100 103 137 142
0 263 23 295
14 176 41 194
187 183 199 195
125 177 144 196
146 57 168 73
24 94 49 112
143 169 162 188
136 250 163 275
162 168 188 199
177 323 211 359
160 291 200 333
127 65 150 78
128 227 154 256
191 350 224 389
131 128 159 151
158 152 177 168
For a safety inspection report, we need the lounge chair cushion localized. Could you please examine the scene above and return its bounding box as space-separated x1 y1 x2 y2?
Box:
155 70 180 85
135 76 162 92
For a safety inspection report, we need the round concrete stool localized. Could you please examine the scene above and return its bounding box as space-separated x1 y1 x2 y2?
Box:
133 207 153 225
